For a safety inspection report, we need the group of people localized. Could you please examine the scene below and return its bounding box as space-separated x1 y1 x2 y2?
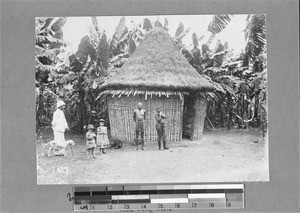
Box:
50 100 169 159
51 100 109 159
85 120 110 159
133 102 169 151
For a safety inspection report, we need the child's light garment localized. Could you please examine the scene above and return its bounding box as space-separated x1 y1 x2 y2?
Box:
96 126 110 148
86 131 96 149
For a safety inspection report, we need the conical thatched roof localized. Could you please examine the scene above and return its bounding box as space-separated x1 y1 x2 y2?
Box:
100 27 214 93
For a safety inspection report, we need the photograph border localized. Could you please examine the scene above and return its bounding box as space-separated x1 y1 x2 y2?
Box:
1 0 299 212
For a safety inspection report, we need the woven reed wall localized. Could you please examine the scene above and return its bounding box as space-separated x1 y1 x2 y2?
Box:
107 94 183 143
190 96 207 140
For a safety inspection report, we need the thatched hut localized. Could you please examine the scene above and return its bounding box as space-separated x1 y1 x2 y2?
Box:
99 27 214 143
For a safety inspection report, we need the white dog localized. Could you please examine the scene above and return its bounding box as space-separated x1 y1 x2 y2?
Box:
42 140 75 157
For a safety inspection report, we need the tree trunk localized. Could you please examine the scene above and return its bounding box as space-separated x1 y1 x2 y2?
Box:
255 93 259 127
227 93 232 129
78 89 84 133
218 97 224 128
238 94 243 128
78 73 85 133
36 85 44 128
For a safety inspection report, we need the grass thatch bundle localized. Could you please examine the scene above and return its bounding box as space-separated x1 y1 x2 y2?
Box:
99 27 214 93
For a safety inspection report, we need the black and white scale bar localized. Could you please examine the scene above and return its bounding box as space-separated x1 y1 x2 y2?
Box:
73 184 244 211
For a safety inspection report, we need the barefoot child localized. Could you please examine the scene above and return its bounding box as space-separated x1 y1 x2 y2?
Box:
96 119 110 154
86 124 97 159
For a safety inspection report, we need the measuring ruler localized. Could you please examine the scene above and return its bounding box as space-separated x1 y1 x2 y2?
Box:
73 184 244 211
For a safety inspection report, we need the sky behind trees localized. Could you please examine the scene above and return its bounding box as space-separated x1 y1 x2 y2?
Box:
62 15 248 53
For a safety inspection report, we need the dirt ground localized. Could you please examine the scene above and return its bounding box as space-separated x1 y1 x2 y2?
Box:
36 128 269 184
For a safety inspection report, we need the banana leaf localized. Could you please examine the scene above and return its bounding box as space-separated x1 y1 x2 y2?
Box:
175 27 190 43
91 16 101 34
207 15 232 34
175 22 184 37
128 36 136 55
39 17 54 31
154 20 163 28
76 35 96 64
163 18 169 31
143 18 153 31
110 16 126 53
35 45 59 63
192 33 198 49
51 17 67 32
96 33 110 69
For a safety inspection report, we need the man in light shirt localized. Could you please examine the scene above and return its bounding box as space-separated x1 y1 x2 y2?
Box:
52 100 69 145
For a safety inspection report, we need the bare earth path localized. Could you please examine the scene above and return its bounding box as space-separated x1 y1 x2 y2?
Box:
37 129 268 184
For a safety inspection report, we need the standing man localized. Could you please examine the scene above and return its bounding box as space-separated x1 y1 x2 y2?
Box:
133 102 146 151
52 100 69 145
155 107 169 151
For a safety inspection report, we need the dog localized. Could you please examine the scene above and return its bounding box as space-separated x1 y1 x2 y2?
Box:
42 140 75 157
109 139 123 149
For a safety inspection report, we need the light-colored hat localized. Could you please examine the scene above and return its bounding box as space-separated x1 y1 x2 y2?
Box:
87 124 95 129
138 102 142 106
99 119 105 122
57 100 66 108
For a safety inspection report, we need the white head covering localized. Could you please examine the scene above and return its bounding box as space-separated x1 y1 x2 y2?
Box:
57 100 66 108
138 102 142 106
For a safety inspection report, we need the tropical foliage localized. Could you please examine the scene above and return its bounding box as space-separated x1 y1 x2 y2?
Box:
35 15 267 135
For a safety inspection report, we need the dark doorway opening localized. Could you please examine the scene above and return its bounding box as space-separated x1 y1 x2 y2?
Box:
182 95 195 139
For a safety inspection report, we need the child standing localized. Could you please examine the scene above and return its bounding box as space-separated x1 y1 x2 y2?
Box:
96 119 110 154
86 124 97 159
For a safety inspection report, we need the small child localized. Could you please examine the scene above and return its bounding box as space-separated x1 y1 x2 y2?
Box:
96 119 110 154
86 124 97 159
156 108 167 126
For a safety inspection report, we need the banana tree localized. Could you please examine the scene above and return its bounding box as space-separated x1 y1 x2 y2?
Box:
35 17 69 128
63 16 111 132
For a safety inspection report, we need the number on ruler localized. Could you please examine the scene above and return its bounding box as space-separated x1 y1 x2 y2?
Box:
158 203 163 208
175 203 180 208
80 205 88 210
124 204 130 209
108 204 113 209
192 203 197 208
227 202 231 207
141 204 147 209
210 203 214 207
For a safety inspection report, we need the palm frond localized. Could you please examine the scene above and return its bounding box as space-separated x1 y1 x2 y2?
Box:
244 14 266 61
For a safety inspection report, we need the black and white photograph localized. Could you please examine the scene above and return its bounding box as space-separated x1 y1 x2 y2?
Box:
35 14 268 184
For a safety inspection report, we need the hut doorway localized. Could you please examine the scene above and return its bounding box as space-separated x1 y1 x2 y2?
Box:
182 95 207 140
183 95 194 139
